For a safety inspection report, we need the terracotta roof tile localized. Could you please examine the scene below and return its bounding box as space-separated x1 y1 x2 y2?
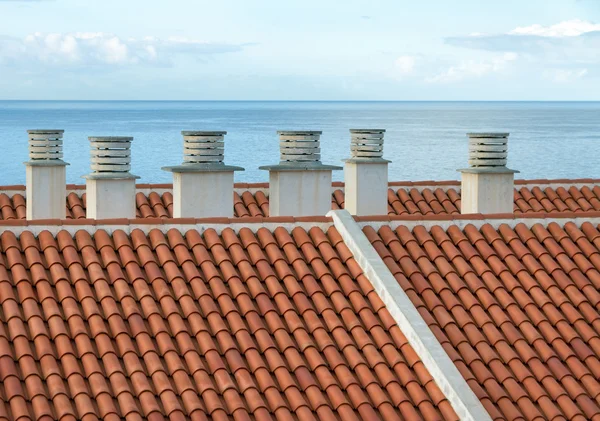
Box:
369 221 600 421
0 226 457 421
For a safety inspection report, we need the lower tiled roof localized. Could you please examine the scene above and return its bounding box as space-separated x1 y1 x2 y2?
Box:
2 183 600 220
0 226 456 421
366 221 600 421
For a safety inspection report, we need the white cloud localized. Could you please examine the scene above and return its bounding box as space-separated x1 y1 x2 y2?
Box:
544 68 588 82
387 20 599 85
443 19 600 82
445 19 600 60
426 52 517 83
394 55 416 75
509 19 600 37
0 32 247 68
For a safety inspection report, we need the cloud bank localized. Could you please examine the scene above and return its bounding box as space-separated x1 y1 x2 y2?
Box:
509 20 600 37
0 32 247 68
421 19 600 84
394 55 416 76
445 19 600 64
426 52 517 83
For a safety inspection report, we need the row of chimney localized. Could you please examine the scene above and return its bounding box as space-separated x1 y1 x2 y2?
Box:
24 129 515 220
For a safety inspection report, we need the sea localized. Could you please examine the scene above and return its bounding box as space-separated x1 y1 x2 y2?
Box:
0 101 598 185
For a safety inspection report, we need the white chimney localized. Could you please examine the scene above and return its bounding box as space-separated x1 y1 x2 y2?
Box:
459 133 518 214
260 131 341 216
84 136 139 219
162 131 243 218
344 129 389 215
25 129 68 220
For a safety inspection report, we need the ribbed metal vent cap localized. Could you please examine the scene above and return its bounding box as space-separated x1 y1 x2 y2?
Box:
349 129 385 159
467 132 509 167
181 131 226 165
278 131 322 164
89 136 133 173
28 130 64 161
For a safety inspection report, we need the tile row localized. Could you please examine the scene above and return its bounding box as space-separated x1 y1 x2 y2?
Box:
367 221 600 420
0 226 456 421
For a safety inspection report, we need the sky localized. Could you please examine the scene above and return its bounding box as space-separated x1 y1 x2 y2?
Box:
0 0 599 100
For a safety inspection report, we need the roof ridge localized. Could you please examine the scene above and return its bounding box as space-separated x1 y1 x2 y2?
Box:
328 209 492 421
0 210 597 229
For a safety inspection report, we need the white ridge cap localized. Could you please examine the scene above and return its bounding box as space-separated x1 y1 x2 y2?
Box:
0 219 334 237
327 209 493 421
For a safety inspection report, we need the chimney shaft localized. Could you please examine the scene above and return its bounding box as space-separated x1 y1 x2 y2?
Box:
84 136 139 219
162 131 243 218
459 133 518 214
260 131 341 216
25 130 68 220
344 129 389 216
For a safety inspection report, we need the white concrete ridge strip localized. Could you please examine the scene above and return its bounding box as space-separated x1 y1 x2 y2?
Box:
327 209 492 421
362 215 600 232
515 181 597 191
388 181 600 193
0 221 333 237
6 214 600 239
388 184 458 193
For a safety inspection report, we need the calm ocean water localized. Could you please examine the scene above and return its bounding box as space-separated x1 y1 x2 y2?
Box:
0 101 598 184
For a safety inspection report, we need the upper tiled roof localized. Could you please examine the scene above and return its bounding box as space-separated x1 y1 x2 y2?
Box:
1 179 600 220
366 221 600 421
0 225 456 421
337 185 600 217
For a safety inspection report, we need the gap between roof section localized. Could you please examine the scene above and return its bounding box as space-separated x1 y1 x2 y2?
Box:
0 219 334 237
359 213 600 231
327 209 492 421
4 212 600 237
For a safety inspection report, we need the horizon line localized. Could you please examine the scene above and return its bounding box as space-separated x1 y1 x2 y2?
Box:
1 99 599 102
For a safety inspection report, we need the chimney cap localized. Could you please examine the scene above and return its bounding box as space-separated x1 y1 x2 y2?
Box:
27 129 64 134
25 129 68 165
277 130 322 135
88 136 133 142
261 130 341 171
467 132 509 138
181 131 227 136
345 128 389 162
163 163 244 173
349 129 386 134
85 135 137 179
163 130 244 173
458 131 518 173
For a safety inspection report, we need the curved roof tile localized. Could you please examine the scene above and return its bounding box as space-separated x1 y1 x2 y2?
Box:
368 221 600 421
0 226 456 421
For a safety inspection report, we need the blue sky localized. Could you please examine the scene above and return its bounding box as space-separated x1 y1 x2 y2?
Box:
0 0 599 100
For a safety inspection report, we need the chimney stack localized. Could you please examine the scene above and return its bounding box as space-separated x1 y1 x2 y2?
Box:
25 129 68 220
84 136 139 219
260 131 341 216
162 131 243 218
344 129 389 215
458 133 518 214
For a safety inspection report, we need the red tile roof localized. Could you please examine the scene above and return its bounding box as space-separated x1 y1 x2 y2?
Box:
366 221 600 421
0 226 457 421
334 185 600 216
1 182 600 220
